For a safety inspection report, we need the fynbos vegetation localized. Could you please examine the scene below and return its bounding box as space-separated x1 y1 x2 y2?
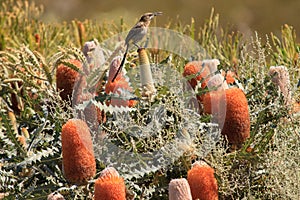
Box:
0 0 299 199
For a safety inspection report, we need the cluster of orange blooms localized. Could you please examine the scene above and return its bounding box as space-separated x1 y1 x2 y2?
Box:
57 117 219 199
60 118 126 199
53 55 251 198
53 56 299 199
56 56 136 109
169 161 218 200
54 56 222 199
183 60 250 147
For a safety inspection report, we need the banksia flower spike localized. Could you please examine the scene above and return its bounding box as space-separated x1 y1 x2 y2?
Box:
293 101 300 113
8 111 18 135
82 40 106 72
107 56 124 83
224 70 236 85
8 111 28 148
202 73 250 146
73 87 106 131
61 119 96 185
169 178 192 200
206 74 228 91
200 59 220 89
202 74 228 114
47 192 65 200
77 21 86 48
203 86 250 146
94 167 126 200
138 48 156 97
183 59 220 106
221 87 250 145
69 41 107 125
268 66 292 105
105 56 136 107
187 161 218 200
17 135 27 148
100 167 120 178
183 61 209 89
56 59 82 101
202 59 220 74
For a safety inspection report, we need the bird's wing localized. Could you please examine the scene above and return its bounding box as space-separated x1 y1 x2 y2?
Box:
125 22 146 45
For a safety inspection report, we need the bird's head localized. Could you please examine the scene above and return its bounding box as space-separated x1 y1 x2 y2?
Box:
140 12 163 22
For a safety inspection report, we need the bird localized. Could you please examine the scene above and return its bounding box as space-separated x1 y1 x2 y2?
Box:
112 12 162 82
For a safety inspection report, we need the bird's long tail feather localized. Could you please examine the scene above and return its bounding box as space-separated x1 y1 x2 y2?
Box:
112 45 128 82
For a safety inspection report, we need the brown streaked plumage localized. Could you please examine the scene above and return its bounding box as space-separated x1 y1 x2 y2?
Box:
112 12 162 82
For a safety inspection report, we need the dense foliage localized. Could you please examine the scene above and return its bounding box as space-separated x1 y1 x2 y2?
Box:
0 0 299 199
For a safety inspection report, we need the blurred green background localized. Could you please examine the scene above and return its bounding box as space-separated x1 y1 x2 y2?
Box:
34 0 300 39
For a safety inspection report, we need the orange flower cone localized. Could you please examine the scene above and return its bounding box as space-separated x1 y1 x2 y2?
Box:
61 119 96 185
94 167 126 200
169 178 192 200
56 59 82 101
225 71 236 85
187 161 218 200
202 91 223 114
221 88 250 145
201 74 228 114
203 87 250 145
183 61 210 89
221 70 237 85
293 101 300 113
107 56 124 83
105 57 136 107
184 60 221 106
17 135 27 148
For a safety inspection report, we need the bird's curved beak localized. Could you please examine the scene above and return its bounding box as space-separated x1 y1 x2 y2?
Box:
153 12 163 16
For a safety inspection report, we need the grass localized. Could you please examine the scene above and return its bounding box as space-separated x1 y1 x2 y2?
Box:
0 0 299 199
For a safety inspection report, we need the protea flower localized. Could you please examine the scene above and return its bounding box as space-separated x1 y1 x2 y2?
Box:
94 167 126 200
61 119 96 185
187 161 218 200
56 59 82 101
105 56 136 107
168 178 192 200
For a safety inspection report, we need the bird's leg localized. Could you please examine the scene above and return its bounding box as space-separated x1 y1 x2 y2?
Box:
133 42 141 49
